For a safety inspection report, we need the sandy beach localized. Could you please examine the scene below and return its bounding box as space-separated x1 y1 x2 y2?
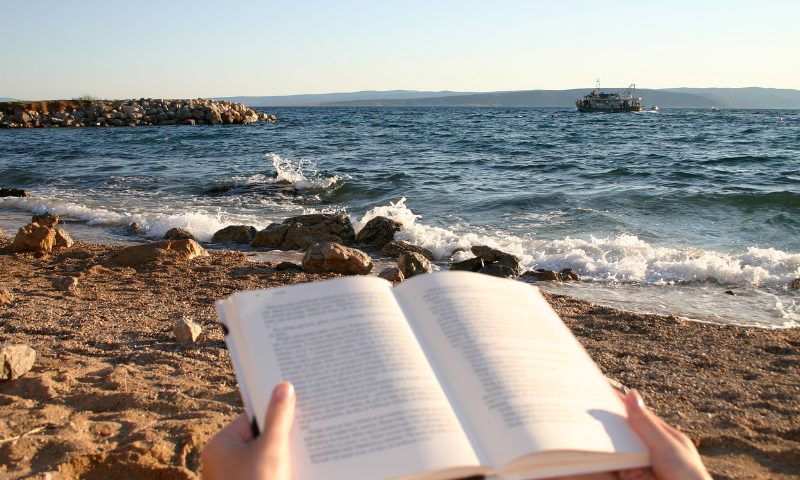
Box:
0 236 798 479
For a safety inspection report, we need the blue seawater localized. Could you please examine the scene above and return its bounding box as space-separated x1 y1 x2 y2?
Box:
1 107 798 327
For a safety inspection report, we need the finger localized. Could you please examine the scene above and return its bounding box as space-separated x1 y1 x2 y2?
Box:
258 382 296 449
625 390 678 448
626 391 698 450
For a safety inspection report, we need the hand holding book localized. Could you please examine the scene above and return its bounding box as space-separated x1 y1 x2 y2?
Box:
202 384 711 480
209 272 711 480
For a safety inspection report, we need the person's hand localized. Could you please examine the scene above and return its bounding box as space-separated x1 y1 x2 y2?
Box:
202 382 296 480
617 390 712 480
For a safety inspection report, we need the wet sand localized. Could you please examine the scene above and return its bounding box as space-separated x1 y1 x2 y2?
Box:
0 238 798 479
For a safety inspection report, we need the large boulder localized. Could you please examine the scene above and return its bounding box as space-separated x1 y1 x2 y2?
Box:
302 243 372 275
381 241 434 261
109 239 209 267
251 214 356 250
398 252 432 279
13 223 56 253
1 344 36 380
211 225 257 244
355 216 402 246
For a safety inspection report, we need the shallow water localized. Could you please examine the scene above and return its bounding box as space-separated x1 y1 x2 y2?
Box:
1 107 798 327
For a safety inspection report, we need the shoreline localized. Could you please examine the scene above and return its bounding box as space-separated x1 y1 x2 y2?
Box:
0 237 798 479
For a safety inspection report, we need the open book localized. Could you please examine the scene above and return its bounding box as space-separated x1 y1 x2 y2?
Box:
216 271 649 480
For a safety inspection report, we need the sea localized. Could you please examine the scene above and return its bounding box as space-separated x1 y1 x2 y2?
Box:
1 107 798 328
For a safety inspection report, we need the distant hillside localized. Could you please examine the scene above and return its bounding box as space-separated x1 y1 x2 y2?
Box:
660 88 800 109
308 89 730 109
225 87 800 109
219 90 481 107
0 98 20 102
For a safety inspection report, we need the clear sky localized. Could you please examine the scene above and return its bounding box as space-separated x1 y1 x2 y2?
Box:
2 0 798 100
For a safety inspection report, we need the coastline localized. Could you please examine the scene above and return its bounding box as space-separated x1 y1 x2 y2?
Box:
0 237 798 479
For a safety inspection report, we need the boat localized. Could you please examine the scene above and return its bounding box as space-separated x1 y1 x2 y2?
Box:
576 82 643 113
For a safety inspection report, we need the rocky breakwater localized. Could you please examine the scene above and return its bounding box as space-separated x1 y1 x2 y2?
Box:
0 98 277 128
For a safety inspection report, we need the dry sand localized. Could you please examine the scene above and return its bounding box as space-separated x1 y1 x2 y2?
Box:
0 238 798 479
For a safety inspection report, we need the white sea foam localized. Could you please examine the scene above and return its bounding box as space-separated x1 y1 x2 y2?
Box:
351 197 421 233
360 200 800 290
264 152 342 190
0 196 275 242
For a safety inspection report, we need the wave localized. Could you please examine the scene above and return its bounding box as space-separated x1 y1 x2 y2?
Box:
359 199 800 289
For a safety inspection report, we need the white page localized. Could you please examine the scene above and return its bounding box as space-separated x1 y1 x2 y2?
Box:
222 276 488 480
395 271 647 473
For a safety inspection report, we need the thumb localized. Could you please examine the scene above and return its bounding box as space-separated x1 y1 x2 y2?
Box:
625 390 670 446
253 382 296 477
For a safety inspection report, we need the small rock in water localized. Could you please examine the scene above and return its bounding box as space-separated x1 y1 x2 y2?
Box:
355 216 403 246
789 278 800 290
1 344 36 380
127 223 145 235
0 188 30 197
173 318 202 343
52 276 79 292
521 269 562 282
163 228 196 241
560 268 580 282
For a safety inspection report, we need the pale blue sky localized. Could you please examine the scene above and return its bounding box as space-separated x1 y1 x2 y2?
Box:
3 0 798 100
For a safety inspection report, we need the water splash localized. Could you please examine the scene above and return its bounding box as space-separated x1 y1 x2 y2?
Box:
265 152 341 190
351 197 421 234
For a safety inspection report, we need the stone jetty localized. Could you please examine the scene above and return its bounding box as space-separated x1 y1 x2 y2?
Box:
0 98 276 128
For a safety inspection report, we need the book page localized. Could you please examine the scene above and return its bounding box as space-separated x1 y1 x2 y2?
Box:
222 276 489 480
395 271 647 474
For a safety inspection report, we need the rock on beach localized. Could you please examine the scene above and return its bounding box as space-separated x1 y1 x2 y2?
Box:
302 243 373 275
1 344 36 380
108 239 208 267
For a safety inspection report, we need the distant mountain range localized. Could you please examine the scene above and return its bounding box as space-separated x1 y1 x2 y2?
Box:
5 88 798 109
220 88 800 109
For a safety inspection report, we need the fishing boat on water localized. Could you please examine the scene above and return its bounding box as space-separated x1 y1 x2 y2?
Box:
576 82 643 113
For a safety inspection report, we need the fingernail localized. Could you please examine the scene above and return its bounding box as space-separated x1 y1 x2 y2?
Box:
629 389 645 408
272 382 294 402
